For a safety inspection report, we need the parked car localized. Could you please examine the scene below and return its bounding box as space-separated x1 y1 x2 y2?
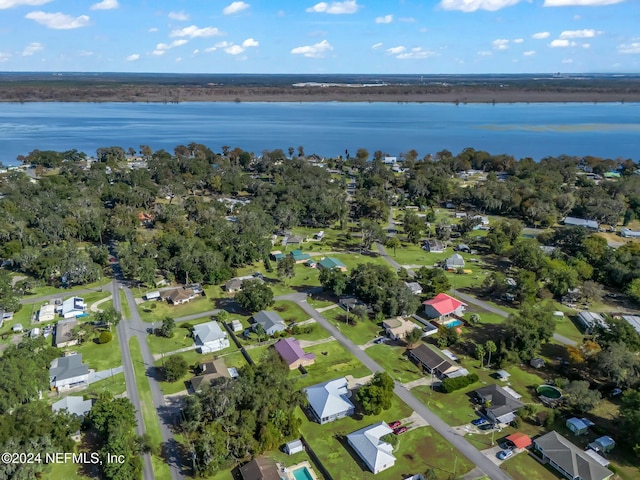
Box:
388 421 402 429
478 423 495 431
471 418 488 426
497 450 514 460
373 337 385 344
393 426 408 435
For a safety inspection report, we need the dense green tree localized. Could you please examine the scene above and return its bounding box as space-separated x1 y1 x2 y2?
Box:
276 255 296 282
503 304 555 362
597 342 640 387
405 327 423 348
414 266 450 297
619 389 640 459
319 268 349 296
160 316 176 338
164 355 189 382
236 280 274 312
563 380 602 413
355 372 394 416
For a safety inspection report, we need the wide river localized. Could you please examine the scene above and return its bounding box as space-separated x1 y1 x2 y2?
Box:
1 102 639 164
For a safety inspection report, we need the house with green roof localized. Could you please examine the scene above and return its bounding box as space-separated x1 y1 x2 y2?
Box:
290 249 311 263
317 257 347 272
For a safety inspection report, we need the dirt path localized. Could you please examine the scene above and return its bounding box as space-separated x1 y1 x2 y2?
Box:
90 295 113 313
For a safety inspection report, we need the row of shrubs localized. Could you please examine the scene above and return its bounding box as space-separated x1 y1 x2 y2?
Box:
440 373 479 393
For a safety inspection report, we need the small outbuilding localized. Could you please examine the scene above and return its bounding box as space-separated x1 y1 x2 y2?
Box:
566 417 589 436
284 439 304 455
530 358 545 369
506 433 532 449
496 370 511 381
589 436 615 453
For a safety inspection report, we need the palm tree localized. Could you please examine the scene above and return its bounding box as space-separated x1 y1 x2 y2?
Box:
485 340 497 368
255 324 266 343
475 343 486 368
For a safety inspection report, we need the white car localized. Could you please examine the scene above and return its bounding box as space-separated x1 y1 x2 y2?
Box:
497 450 514 460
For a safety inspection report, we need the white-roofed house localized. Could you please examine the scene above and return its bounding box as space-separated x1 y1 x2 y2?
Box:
346 421 396 474
52 396 93 417
39 304 57 322
61 297 86 319
49 354 89 391
305 377 355 424
192 321 230 354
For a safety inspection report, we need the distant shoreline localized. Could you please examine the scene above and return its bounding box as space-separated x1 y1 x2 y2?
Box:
1 85 640 104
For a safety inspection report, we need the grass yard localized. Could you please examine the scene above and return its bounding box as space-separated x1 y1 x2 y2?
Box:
80 372 127 399
322 307 382 346
412 385 479 426
146 317 219 355
25 277 111 299
463 304 508 325
119 290 131 319
501 453 561 480
299 400 474 480
71 327 122 371
365 344 424 383
273 300 312 323
219 350 250 370
391 244 447 268
291 340 370 390
307 296 337 309
138 296 215 323
128 338 173 480
294 323 332 342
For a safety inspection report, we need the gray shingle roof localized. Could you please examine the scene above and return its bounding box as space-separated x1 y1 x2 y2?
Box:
49 354 88 382
253 310 286 333
305 377 354 419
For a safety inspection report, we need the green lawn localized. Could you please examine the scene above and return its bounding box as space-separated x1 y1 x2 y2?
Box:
24 277 111 299
307 296 337 309
322 307 381 346
146 318 219 355
79 372 127 399
71 327 122 371
138 296 215 323
501 453 561 480
391 243 447 268
463 304 508 325
365 344 424 383
119 290 131 319
412 385 479 426
273 301 312 323
299 399 474 480
291 340 370 390
293 323 332 342
128 338 173 480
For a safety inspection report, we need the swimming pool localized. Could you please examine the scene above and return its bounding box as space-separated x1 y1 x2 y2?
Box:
445 320 463 328
293 466 314 480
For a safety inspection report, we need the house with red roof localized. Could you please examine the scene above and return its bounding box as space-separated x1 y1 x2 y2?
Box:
274 337 316 370
422 293 466 325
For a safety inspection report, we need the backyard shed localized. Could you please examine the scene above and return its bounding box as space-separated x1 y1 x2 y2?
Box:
284 439 304 455
566 417 589 436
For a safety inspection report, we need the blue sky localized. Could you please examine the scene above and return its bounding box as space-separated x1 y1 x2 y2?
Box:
0 0 638 73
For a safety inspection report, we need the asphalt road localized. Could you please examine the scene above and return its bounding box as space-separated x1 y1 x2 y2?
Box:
20 283 114 305
284 292 512 480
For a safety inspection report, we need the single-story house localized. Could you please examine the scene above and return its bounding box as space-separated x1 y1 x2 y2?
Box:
621 315 640 335
454 244 471 253
506 433 532 449
496 370 511 381
382 317 420 341
49 354 89 391
189 359 230 393
620 227 640 238
274 337 316 369
12 323 23 332
29 327 41 338
314 231 325 240
305 259 317 268
252 310 287 336
269 251 286 262
290 249 311 263
422 293 466 324
472 215 490 226
231 319 244 332
588 436 615 454
54 318 78 348
165 287 198 305
577 311 608 334
346 421 396 474
474 384 524 424
383 156 397 164
305 377 355 424
144 291 161 301
563 216 599 230
52 396 93 417
239 457 281 480
530 358 545 369
285 235 306 246
39 304 57 322
566 417 590 436
62 297 86 319
192 321 230 353
317 257 347 272
534 431 613 480
224 275 262 293
404 281 423 296
445 253 466 270
284 439 304 455
339 296 366 311
410 343 462 377
423 240 445 253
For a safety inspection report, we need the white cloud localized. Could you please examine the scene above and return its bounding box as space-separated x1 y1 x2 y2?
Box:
148 27 158 32
90 0 118 11
126 53 140 61
398 17 416 22
291 39 333 58
0 0 51 9
549 39 576 47
242 38 259 48
419 27 428 33
562 58 573 63
513 38 524 43
371 42 383 49
153 39 188 55
375 14 393 24
477 50 493 56
306 1 360 14
386 45 406 55
170 25 224 39
582 43 590 48
222 1 250 15
152 50 165 56
492 39 509 50
168 10 189 21
176 57 182 62
225 45 244 55
78 50 94 56
396 47 436 59
560 29 601 38
192 49 199 54
438 0 521 12
25 11 90 29
532 31 550 39
0 52 11 62
544 0 623 6
523 50 536 56
21 42 43 56
618 43 640 54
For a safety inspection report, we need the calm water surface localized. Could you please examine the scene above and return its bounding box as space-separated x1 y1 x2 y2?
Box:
0 102 639 164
